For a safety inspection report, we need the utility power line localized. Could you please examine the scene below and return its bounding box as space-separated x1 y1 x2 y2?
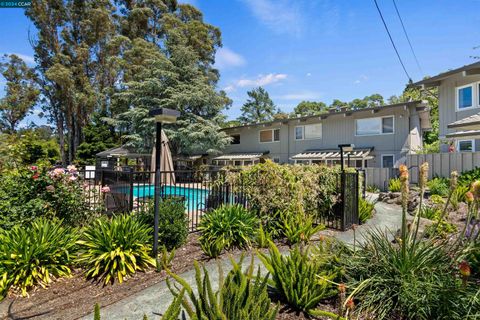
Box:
392 0 423 75
373 0 412 82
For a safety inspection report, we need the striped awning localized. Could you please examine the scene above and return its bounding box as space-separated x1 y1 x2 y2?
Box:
291 148 374 161
213 152 268 161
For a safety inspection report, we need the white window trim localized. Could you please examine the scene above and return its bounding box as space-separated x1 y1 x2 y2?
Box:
259 128 280 143
457 139 475 152
295 126 304 140
456 83 476 111
381 154 395 168
355 116 395 137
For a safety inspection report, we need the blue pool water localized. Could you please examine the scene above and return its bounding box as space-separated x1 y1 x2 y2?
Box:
131 185 209 211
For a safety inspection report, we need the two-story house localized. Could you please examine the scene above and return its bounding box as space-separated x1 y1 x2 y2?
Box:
413 61 480 152
214 101 431 168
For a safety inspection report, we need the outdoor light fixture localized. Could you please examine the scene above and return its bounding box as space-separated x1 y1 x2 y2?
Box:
149 108 180 262
338 144 355 172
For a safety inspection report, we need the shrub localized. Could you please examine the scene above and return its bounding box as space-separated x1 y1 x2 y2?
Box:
138 198 188 251
225 161 340 223
167 256 278 320
280 210 324 245
0 166 90 229
198 205 258 258
76 215 155 284
359 197 376 223
388 178 401 192
366 185 380 193
258 242 340 314
458 167 480 186
420 205 441 220
346 230 464 319
255 223 272 248
427 177 449 196
451 185 469 210
424 220 457 239
0 218 77 299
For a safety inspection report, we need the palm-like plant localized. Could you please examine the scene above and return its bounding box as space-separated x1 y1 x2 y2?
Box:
198 205 258 258
76 215 155 284
0 218 77 298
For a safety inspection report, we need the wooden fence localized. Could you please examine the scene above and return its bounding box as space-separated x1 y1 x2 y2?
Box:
406 152 480 184
364 167 396 191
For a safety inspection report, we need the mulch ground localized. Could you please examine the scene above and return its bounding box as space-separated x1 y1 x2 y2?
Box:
1 234 336 320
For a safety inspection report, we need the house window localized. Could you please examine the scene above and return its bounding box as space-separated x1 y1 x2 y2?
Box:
260 128 280 142
305 123 322 139
457 85 473 110
381 155 394 168
295 123 322 140
100 161 109 168
356 116 394 136
234 160 242 166
243 160 253 166
457 140 474 152
295 126 304 140
230 134 240 145
273 157 280 163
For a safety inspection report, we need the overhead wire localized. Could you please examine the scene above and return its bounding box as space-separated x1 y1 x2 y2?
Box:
373 0 412 82
392 0 423 75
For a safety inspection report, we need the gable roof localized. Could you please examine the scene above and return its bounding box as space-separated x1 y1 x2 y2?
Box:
412 61 480 87
221 100 427 131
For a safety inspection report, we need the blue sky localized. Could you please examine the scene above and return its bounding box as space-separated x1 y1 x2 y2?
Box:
1 0 480 125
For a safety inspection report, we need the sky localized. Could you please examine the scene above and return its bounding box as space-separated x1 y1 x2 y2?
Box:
1 0 480 126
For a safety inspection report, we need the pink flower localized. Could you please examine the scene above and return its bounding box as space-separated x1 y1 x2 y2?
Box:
67 165 77 173
46 185 55 192
30 166 38 171
69 175 78 182
101 186 111 193
32 173 39 180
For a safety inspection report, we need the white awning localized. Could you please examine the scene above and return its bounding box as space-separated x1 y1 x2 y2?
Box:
446 130 480 140
291 148 374 161
447 113 480 130
213 152 267 161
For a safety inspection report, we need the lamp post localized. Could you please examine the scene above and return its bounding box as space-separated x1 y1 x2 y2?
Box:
338 144 354 172
149 108 180 261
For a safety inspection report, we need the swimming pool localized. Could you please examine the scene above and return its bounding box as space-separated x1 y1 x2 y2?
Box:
131 185 210 211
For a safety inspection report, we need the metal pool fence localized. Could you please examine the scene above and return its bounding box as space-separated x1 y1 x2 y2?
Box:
79 168 363 232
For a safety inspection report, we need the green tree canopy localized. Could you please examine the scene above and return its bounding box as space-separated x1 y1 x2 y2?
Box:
0 54 39 133
292 101 327 117
238 87 277 124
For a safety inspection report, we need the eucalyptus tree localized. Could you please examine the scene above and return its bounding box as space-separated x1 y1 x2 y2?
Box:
0 54 39 133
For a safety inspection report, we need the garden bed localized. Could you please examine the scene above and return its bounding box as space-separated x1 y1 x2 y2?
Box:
0 234 299 320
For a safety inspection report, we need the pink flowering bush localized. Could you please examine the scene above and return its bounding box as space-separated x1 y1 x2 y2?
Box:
0 165 90 228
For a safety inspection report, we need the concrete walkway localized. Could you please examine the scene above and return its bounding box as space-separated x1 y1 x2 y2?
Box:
82 196 402 320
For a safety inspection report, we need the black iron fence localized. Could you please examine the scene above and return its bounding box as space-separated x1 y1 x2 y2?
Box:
80 168 363 232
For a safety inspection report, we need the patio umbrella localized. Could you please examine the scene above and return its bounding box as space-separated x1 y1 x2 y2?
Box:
150 130 175 185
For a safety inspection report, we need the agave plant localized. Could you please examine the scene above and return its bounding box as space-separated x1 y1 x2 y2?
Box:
280 210 324 245
198 205 258 257
0 218 77 298
258 242 339 315
76 215 155 284
166 255 278 320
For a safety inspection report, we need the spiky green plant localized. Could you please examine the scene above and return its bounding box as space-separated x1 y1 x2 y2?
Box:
388 178 401 192
258 242 339 314
76 215 155 284
93 303 101 320
0 218 77 299
166 256 278 320
198 205 258 257
255 223 272 248
358 197 376 223
280 210 324 245
159 246 175 270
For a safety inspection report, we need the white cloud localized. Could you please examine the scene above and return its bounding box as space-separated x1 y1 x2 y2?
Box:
306 73 312 77
215 47 246 70
224 73 288 92
10 53 35 64
276 91 322 100
242 0 303 36
354 74 369 84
